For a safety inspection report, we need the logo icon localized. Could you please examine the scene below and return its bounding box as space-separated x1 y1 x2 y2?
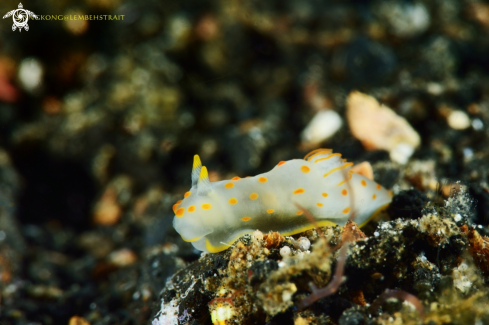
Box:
3 3 37 32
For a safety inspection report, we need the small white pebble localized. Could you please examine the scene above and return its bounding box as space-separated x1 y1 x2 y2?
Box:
301 110 343 144
18 58 44 93
379 2 430 38
447 110 471 130
472 118 484 131
478 225 483 229
297 237 311 251
280 246 291 258
463 147 474 160
454 214 462 222
374 231 380 237
132 291 140 300
282 290 294 302
427 82 444 95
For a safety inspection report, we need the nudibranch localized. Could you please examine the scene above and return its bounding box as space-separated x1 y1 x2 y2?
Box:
173 149 393 253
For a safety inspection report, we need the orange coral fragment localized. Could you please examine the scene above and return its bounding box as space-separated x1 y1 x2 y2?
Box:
342 220 366 242
468 228 489 275
263 232 285 249
349 290 367 306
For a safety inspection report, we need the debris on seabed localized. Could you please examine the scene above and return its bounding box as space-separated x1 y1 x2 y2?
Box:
346 91 421 164
152 186 489 324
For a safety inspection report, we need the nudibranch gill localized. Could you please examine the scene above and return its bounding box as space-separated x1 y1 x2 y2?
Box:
172 149 393 253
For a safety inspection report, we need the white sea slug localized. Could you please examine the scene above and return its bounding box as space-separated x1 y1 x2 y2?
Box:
173 149 393 253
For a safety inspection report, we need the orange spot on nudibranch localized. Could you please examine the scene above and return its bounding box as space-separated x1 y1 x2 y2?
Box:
241 216 251 221
293 188 305 194
188 205 195 212
173 200 183 212
202 203 212 210
296 210 303 215
372 194 377 200
322 193 328 197
224 182 234 189
341 189 348 196
317 203 323 207
277 161 286 166
361 180 367 187
343 207 351 214
250 193 259 200
184 191 191 198
231 176 241 181
258 177 268 183
376 184 382 190
176 208 185 217
229 198 238 205
301 165 310 173
267 209 274 214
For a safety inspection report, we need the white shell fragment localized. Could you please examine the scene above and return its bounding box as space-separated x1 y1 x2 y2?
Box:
280 246 291 258
346 91 420 164
452 262 473 293
297 237 311 251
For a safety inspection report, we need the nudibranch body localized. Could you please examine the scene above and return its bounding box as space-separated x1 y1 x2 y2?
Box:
173 149 392 253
